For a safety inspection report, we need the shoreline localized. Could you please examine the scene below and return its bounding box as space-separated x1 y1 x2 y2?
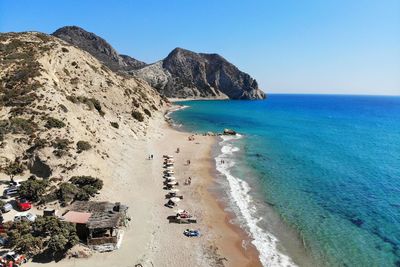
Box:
165 104 262 266
25 106 262 267
168 102 321 267
168 97 229 102
197 133 262 267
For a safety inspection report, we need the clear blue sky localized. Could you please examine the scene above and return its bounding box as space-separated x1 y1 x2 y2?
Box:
1 0 399 95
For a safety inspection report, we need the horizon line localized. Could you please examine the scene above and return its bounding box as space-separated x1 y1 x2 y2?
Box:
266 92 400 97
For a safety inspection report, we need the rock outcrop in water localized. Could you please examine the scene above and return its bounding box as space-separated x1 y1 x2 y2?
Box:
52 26 266 100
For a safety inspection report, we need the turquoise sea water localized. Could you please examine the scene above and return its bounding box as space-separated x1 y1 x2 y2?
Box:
170 95 400 267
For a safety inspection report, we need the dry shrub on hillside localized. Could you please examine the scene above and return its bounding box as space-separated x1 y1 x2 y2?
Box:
132 111 144 122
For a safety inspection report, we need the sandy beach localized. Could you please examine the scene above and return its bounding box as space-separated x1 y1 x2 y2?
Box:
26 107 261 267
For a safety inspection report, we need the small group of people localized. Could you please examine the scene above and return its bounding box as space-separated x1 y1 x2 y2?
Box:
184 177 192 185
148 154 154 160
188 135 195 141
220 159 225 164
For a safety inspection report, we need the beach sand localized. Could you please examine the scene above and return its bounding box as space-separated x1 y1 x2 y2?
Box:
27 109 261 267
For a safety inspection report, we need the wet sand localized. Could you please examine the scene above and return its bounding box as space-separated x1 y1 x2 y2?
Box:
27 109 261 267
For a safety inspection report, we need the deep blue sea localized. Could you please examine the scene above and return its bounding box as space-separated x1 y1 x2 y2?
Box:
170 95 400 267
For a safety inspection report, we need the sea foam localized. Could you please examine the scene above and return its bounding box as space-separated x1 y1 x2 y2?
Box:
216 135 296 267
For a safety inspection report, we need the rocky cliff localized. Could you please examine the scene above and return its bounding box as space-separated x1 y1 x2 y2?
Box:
0 31 164 183
134 48 265 99
52 26 146 72
52 26 265 100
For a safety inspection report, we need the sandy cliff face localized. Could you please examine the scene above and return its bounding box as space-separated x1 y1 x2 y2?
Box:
0 31 164 183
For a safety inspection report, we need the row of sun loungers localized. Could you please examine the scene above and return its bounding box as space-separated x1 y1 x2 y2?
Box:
162 155 197 225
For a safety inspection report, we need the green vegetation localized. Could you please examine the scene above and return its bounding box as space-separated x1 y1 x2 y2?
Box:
26 138 47 154
45 117 65 129
66 95 105 116
7 216 78 257
132 111 144 122
0 199 6 210
0 118 38 140
53 149 68 158
57 176 103 205
0 38 41 108
76 140 91 151
10 117 37 134
52 138 70 150
18 176 50 202
3 160 25 176
57 182 78 205
70 77 79 85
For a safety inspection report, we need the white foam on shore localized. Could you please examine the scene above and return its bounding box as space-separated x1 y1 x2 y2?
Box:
165 105 189 119
216 135 297 267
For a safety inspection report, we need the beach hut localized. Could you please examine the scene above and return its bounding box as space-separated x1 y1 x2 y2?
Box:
63 201 129 251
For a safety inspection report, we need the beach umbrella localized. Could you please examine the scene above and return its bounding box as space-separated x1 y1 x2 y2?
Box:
170 188 180 193
166 166 174 169
168 181 177 185
167 177 176 181
170 197 181 203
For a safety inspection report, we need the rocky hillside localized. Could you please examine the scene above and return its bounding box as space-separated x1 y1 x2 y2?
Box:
134 48 266 99
52 26 265 100
0 31 164 184
52 26 146 72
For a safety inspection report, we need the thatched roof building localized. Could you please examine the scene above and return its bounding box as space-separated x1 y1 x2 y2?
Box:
66 201 128 229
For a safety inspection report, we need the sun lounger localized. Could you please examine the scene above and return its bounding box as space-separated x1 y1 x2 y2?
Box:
175 216 197 224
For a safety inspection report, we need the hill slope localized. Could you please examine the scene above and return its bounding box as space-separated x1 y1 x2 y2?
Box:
0 31 164 184
52 26 266 100
52 26 146 72
133 48 265 99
